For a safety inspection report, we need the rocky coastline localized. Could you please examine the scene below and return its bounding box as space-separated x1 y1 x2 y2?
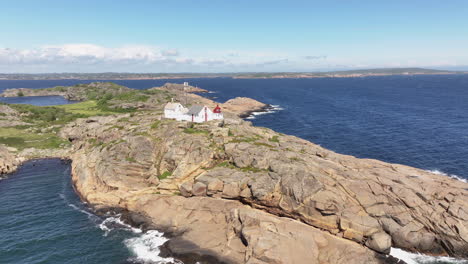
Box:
1 82 467 264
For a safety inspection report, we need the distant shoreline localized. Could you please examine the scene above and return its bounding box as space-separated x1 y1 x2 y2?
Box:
0 68 467 80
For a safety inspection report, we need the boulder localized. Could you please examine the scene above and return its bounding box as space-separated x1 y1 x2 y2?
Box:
192 182 207 196
207 178 224 195
179 181 193 197
222 182 240 199
365 232 392 254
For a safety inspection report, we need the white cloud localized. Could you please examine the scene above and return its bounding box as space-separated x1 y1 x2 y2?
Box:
0 44 299 72
0 43 464 73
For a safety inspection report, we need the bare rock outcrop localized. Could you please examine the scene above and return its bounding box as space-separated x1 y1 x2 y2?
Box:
222 97 269 118
0 145 21 175
61 110 468 262
127 195 391 264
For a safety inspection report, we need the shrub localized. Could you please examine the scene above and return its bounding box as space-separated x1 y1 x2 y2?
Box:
159 171 172 180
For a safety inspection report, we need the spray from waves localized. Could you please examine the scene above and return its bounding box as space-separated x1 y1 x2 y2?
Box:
125 230 182 264
426 169 467 183
98 214 142 236
390 248 468 264
245 104 284 120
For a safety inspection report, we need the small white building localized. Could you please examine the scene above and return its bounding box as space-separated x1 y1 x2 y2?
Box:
164 102 188 121
163 102 223 123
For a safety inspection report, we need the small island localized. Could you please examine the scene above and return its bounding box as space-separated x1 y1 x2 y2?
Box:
0 82 467 264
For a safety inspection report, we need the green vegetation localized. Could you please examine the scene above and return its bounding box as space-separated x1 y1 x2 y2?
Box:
269 136 279 143
17 91 24 97
228 129 234 137
112 91 149 102
289 157 301 162
0 127 69 150
215 161 268 173
216 161 236 169
55 101 112 116
254 142 275 148
229 135 261 143
159 171 172 180
125 156 137 163
10 104 86 125
150 120 161 129
183 128 209 135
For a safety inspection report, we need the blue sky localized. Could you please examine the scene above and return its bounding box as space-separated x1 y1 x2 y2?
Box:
1 0 467 73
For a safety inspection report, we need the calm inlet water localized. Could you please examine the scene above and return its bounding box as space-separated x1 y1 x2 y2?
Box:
1 76 468 263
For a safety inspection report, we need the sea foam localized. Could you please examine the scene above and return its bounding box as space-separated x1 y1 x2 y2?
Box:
98 214 142 236
426 169 467 183
124 230 181 264
245 104 284 120
390 248 468 264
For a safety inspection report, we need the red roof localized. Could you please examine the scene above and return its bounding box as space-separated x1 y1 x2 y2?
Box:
213 105 222 113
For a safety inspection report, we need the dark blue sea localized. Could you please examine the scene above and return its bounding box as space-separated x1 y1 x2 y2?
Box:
1 76 467 263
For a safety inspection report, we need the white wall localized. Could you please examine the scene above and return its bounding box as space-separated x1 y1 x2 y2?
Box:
164 105 223 122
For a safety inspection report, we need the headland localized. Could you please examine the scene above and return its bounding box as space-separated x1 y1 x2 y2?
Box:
0 82 467 264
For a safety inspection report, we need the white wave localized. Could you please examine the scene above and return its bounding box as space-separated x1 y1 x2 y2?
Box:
270 104 284 111
390 248 468 264
426 169 467 183
244 104 284 120
125 230 181 264
98 215 142 236
67 203 97 218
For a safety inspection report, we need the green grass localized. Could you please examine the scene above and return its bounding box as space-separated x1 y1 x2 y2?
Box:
112 91 149 102
229 136 258 143
56 100 137 116
159 171 172 180
240 166 268 173
0 127 70 150
183 128 209 135
150 120 161 129
125 156 137 163
9 104 86 125
254 142 275 148
269 136 279 143
216 161 236 169
55 101 108 116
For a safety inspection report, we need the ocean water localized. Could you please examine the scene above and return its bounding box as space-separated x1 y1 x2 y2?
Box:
1 76 468 263
1 75 467 179
0 159 178 264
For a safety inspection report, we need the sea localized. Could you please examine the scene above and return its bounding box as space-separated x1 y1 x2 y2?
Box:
0 75 467 264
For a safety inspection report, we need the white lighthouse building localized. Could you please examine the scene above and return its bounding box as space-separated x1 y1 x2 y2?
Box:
164 102 223 123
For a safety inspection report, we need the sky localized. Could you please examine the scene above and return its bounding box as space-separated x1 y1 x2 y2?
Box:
1 0 468 73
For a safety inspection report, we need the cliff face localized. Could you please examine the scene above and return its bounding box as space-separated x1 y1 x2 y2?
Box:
61 109 468 263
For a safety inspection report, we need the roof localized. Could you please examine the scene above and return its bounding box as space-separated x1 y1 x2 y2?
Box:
164 102 182 110
187 105 205 115
213 105 221 113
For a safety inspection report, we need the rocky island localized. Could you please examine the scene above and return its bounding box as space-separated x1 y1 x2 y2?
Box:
0 82 467 264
